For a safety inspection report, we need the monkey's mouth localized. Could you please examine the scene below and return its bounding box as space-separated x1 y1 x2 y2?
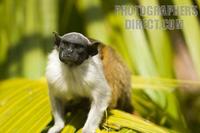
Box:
60 58 83 66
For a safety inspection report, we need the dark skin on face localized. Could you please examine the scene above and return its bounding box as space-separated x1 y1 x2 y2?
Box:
53 32 99 66
59 41 89 66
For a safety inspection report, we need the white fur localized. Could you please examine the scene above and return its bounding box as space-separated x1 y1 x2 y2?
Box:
46 49 111 133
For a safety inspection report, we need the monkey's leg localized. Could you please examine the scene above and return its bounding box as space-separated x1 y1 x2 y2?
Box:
48 92 65 133
82 90 111 133
117 92 134 113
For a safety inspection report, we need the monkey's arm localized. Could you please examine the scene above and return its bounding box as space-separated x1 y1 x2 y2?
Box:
48 89 65 133
82 84 111 133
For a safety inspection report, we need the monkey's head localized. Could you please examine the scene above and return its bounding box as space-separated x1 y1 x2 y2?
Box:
53 32 99 66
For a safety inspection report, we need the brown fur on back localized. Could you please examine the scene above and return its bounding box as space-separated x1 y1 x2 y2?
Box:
99 44 133 113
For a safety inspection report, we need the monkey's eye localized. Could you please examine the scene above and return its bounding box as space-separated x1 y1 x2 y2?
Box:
59 43 65 50
74 44 85 49
60 47 64 50
75 45 81 48
75 45 86 52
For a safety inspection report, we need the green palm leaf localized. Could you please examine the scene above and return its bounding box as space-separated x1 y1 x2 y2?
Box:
0 78 177 133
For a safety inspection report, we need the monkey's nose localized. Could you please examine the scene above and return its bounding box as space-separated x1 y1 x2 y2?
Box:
63 53 71 58
60 52 70 60
67 48 73 53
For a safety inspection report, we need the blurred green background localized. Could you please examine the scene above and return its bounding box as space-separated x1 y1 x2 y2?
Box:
0 0 200 133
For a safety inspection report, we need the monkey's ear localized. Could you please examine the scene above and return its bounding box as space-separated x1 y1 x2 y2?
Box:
88 41 100 56
53 32 61 46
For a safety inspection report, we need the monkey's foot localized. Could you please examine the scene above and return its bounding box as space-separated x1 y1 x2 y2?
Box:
48 122 64 133
82 127 96 133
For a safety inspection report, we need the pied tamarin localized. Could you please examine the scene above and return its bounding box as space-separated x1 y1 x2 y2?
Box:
46 32 133 133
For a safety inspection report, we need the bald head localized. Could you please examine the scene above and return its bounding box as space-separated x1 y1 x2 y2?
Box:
54 32 91 46
53 32 99 66
62 32 91 45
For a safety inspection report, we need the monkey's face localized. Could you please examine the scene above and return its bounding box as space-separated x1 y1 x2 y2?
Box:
54 32 99 66
59 41 89 65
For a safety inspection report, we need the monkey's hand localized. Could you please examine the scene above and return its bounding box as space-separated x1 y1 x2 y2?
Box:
48 122 64 133
82 128 96 133
82 88 111 133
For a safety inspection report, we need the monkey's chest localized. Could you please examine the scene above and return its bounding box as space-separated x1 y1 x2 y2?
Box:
66 75 92 98
52 70 95 100
46 53 105 100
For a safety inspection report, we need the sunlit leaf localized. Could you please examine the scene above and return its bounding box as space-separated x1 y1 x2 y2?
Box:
0 78 179 133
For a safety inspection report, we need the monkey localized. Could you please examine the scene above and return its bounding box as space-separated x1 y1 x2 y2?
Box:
46 32 133 133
